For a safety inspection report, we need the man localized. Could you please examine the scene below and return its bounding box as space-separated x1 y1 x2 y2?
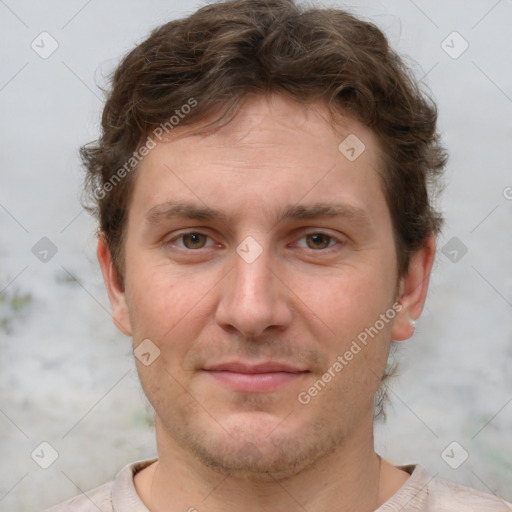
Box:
46 0 510 510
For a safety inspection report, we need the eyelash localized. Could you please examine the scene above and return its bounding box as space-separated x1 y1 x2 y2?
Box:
164 230 344 254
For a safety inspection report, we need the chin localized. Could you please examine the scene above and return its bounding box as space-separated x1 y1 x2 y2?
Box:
174 414 343 481
190 438 318 481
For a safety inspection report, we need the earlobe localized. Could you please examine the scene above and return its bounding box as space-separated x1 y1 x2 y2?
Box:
96 234 133 337
391 234 436 341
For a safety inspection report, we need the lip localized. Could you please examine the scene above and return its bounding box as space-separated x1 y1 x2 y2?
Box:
205 361 307 373
203 361 309 393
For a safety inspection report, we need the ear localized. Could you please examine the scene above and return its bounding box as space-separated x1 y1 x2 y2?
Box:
391 233 436 341
97 233 132 337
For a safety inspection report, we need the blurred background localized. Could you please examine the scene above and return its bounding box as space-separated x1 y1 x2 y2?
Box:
1 0 511 510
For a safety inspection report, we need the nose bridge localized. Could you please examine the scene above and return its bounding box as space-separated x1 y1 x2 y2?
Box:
215 238 292 337
234 244 274 300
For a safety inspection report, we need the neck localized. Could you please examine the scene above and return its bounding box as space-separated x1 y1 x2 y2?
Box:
135 419 409 512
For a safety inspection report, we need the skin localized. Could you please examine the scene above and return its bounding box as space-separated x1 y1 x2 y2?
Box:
98 93 435 512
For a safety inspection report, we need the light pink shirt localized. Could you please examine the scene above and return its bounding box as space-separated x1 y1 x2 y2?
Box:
43 458 512 511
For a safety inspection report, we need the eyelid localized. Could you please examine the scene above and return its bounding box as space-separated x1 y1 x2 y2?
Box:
291 229 345 251
163 228 346 252
163 229 218 249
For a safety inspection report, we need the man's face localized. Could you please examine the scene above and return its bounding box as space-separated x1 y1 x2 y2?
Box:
108 94 405 478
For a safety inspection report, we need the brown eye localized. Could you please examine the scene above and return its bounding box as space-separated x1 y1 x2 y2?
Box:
182 233 208 249
305 233 332 249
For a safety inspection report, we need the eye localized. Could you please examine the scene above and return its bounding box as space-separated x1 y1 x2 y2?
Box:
182 233 209 249
304 233 334 250
295 232 341 251
166 232 215 250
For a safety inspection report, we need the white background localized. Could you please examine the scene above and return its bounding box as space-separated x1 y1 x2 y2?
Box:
1 0 511 510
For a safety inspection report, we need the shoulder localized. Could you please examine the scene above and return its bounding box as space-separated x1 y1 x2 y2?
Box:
425 470 511 511
383 464 512 511
41 481 113 512
40 458 156 512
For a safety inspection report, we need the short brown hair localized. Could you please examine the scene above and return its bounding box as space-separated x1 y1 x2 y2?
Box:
81 0 446 287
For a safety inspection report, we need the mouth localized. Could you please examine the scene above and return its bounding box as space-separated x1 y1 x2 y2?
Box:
203 362 310 393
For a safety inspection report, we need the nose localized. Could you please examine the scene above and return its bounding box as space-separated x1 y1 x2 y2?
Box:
215 242 293 339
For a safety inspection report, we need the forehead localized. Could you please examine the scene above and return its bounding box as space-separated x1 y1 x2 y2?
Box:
128 94 388 228
160 94 380 164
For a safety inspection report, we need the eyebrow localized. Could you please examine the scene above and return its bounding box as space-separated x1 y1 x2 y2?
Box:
145 201 229 224
145 200 373 228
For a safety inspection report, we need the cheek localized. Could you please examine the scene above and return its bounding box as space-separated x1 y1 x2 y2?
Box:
123 258 176 341
124 262 216 361
290 260 397 398
295 263 396 337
